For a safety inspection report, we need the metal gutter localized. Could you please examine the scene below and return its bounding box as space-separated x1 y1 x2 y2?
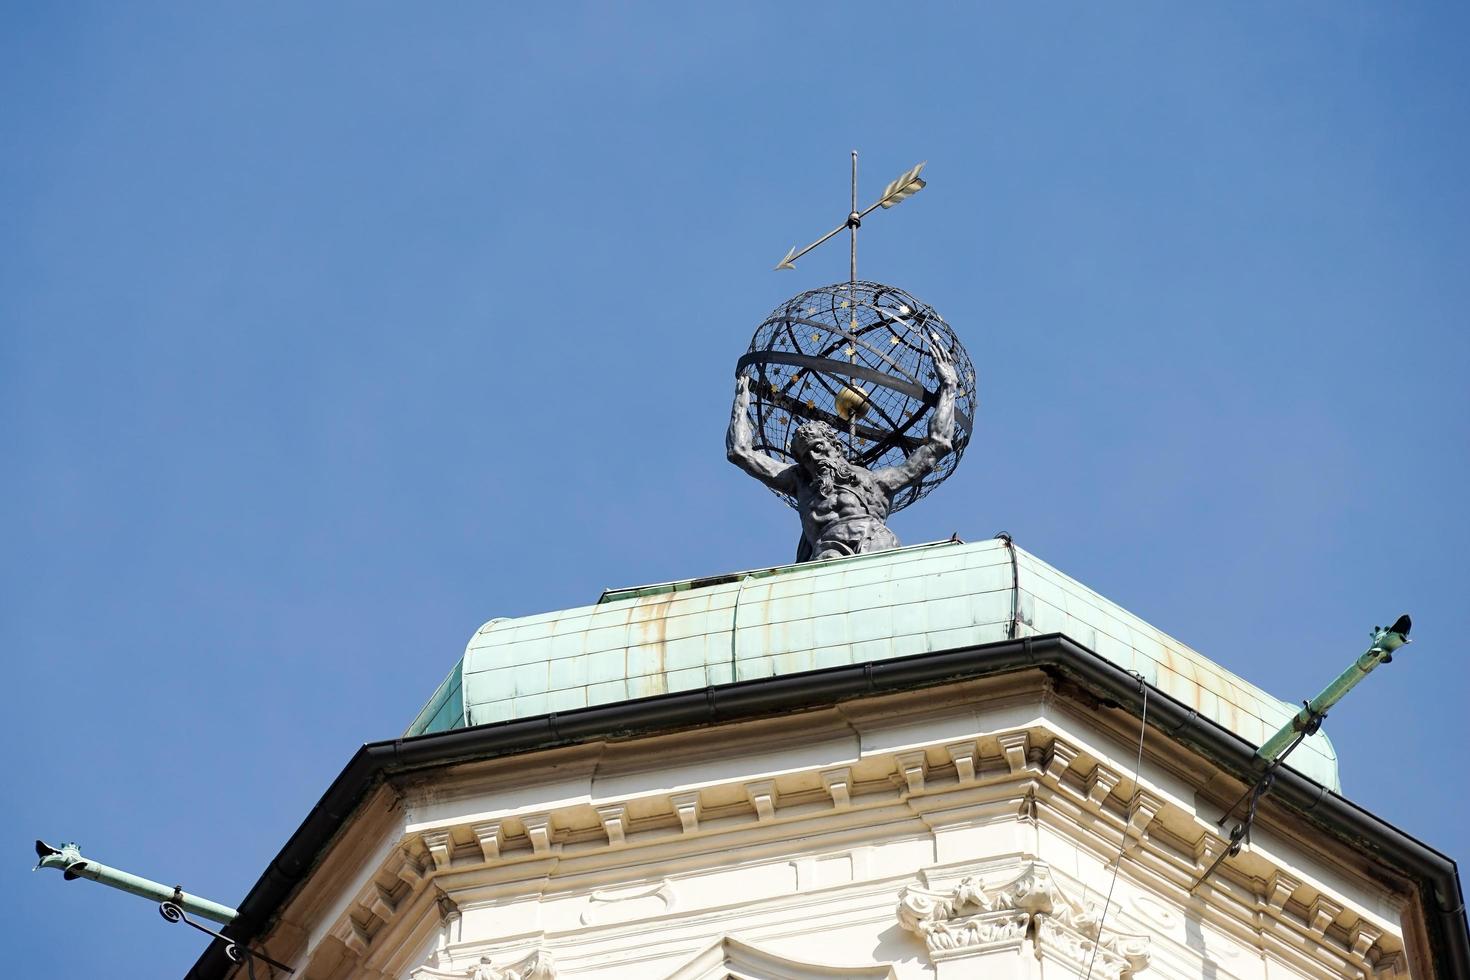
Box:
187 634 1468 980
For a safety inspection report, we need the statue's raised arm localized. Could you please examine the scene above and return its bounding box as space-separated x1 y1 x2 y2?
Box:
873 336 958 495
726 375 798 494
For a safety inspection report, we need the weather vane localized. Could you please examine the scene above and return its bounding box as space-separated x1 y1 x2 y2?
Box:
727 152 978 564
774 151 928 281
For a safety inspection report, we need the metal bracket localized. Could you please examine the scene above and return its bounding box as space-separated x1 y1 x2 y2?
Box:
1190 722 1320 893
160 901 294 978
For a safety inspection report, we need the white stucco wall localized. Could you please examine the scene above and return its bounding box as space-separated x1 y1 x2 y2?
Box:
260 673 1412 980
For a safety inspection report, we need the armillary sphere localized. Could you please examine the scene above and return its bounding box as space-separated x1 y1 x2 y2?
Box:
737 280 977 513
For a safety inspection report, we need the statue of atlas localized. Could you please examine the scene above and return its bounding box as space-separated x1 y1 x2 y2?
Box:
727 337 959 563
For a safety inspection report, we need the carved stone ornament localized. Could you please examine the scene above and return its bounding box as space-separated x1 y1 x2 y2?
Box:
897 861 1150 978
410 948 556 980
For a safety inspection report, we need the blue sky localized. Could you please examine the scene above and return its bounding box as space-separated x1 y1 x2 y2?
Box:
4 4 1467 975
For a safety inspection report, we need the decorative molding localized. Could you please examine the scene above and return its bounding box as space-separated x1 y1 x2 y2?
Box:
435 890 462 925
1194 832 1226 872
746 780 778 822
303 724 1403 980
997 731 1030 774
822 767 853 808
1086 766 1122 807
1017 786 1038 824
597 805 627 847
945 742 977 783
1266 871 1301 912
422 830 453 870
1350 919 1383 959
897 861 1150 977
470 822 502 862
361 883 395 923
333 917 371 957
1045 738 1079 781
917 907 1030 960
411 949 557 980
414 891 464 975
1309 895 1344 935
580 879 677 926
670 792 701 832
1124 790 1163 851
666 935 895 979
1036 914 1144 980
390 846 426 888
894 751 927 794
1373 949 1407 976
520 814 552 856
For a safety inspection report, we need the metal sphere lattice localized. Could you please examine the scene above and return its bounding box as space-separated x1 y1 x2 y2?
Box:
737 281 977 513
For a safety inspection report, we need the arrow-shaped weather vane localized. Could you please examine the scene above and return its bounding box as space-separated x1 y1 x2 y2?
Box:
774 151 927 282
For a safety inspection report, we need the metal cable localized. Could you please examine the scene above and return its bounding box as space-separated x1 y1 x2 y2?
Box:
1084 674 1148 980
995 532 1019 639
729 574 752 680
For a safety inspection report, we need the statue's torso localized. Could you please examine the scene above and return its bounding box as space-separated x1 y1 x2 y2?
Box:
795 470 891 543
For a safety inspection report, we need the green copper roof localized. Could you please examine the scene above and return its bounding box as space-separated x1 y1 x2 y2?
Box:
407 538 1340 790
405 657 466 737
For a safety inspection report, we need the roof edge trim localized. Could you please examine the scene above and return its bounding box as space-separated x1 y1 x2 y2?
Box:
188 633 1468 980
596 538 961 604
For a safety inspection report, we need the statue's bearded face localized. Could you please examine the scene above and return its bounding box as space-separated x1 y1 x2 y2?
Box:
792 422 839 469
792 422 853 495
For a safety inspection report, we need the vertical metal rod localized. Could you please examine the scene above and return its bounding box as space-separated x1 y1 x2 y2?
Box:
849 150 858 287
847 150 858 454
